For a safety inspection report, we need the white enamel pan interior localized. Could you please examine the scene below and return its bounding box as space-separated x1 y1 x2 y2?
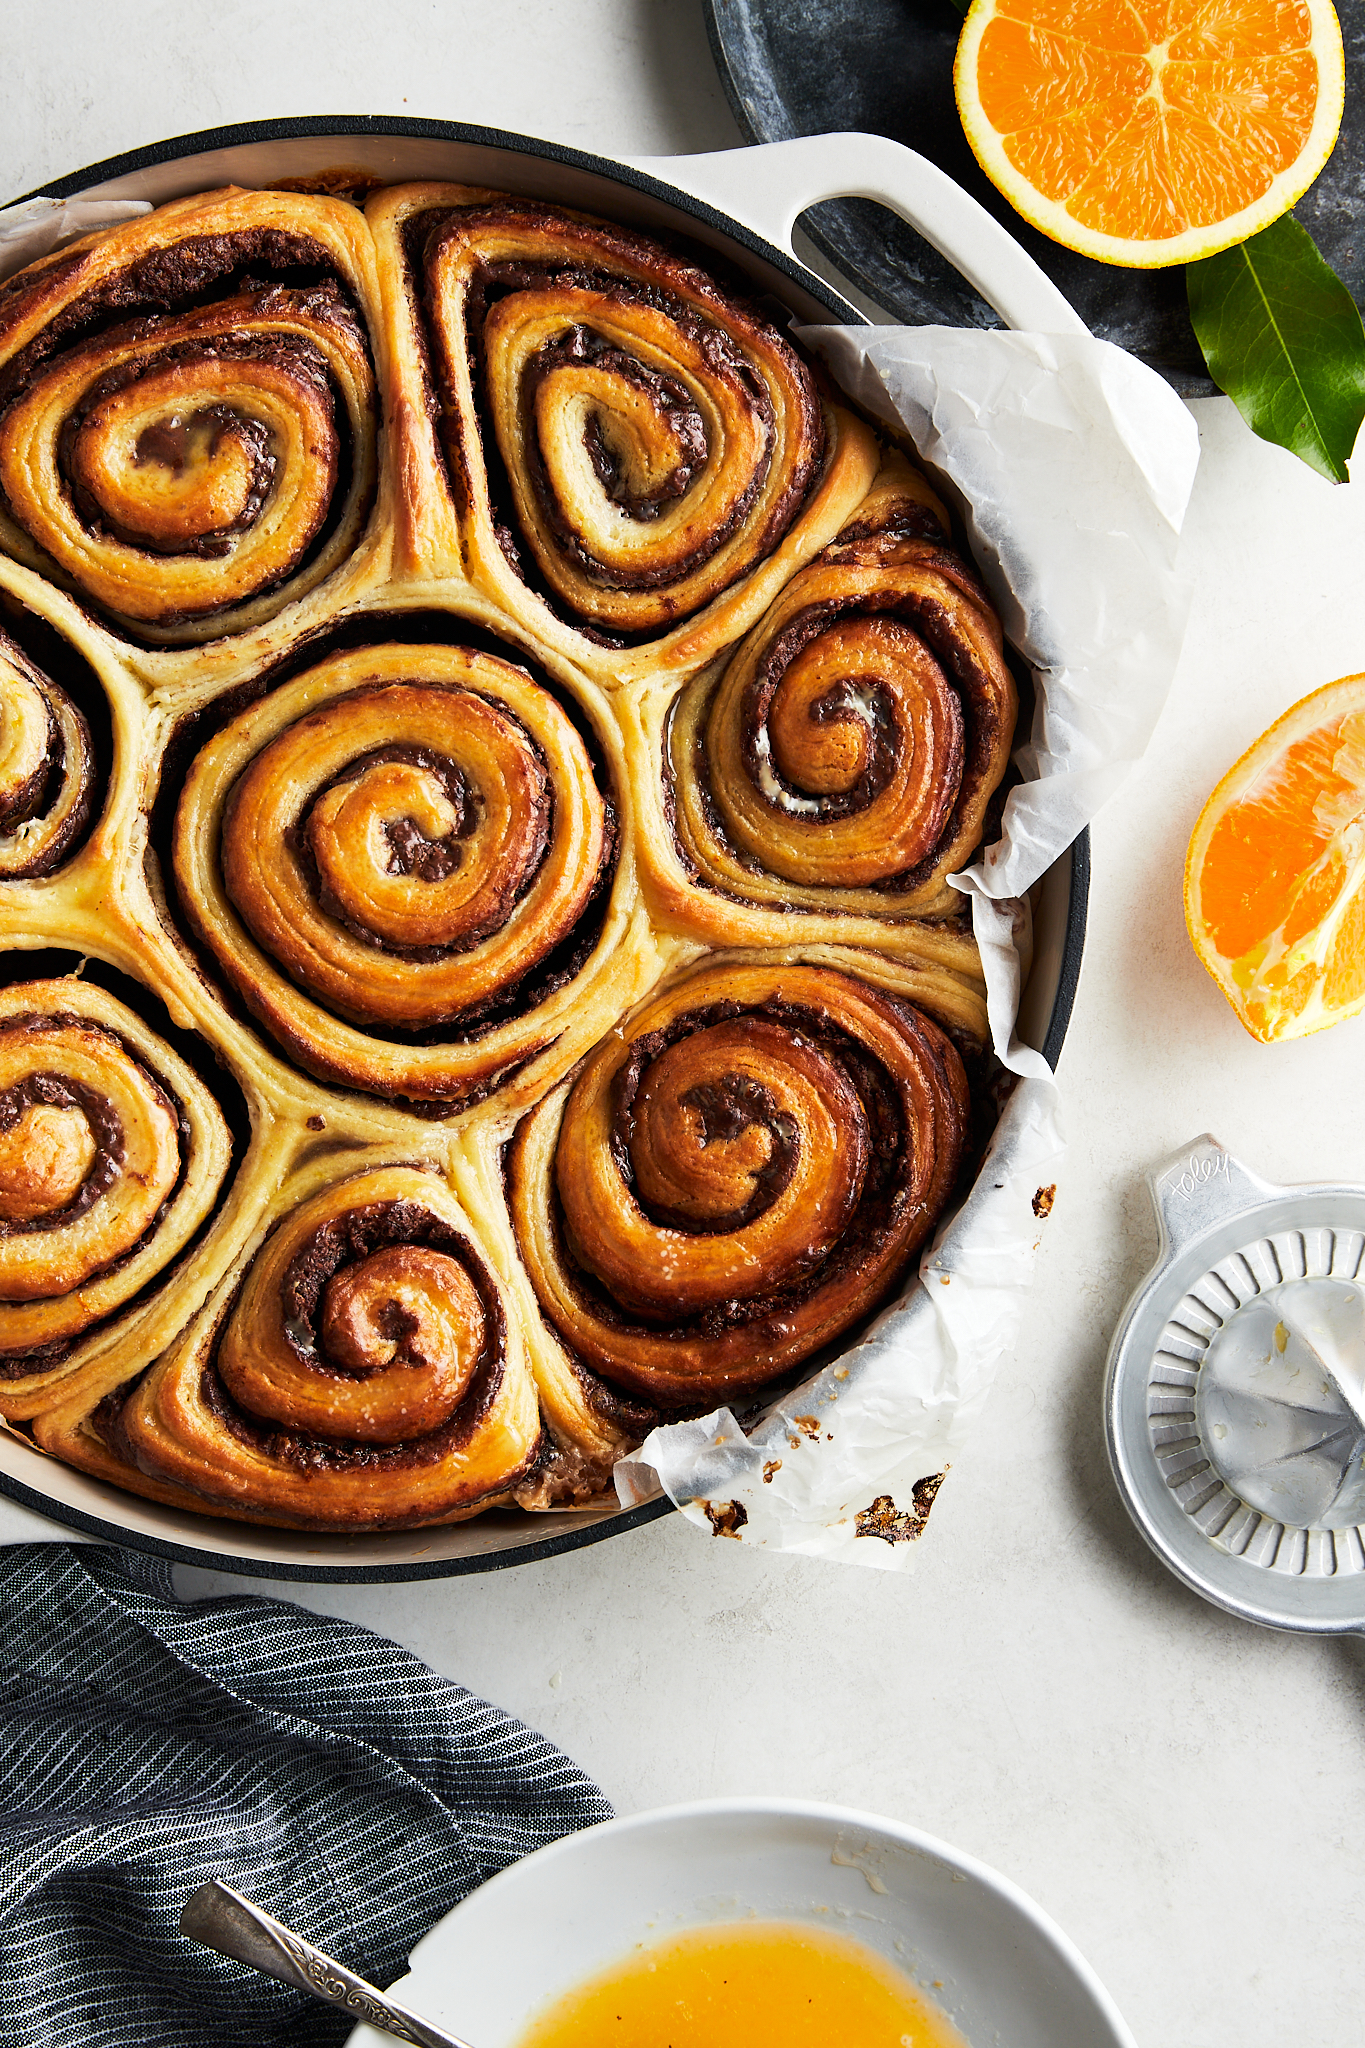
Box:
0 120 1089 1579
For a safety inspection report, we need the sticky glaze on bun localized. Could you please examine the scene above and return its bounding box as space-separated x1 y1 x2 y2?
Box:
0 188 382 647
168 637 645 1110
0 978 230 1420
35 1165 541 1531
0 627 93 876
367 184 883 683
507 955 974 1408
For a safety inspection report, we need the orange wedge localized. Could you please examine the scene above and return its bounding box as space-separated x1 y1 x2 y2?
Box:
955 0 1345 268
1185 675 1365 1042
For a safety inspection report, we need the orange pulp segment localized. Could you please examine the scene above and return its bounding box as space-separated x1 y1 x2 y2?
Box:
955 0 1345 267
1185 674 1365 1041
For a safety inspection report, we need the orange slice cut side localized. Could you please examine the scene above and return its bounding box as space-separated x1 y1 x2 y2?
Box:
955 0 1345 268
1185 674 1365 1042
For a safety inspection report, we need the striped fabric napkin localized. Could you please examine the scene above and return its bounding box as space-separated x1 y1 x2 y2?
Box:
0 1544 609 2045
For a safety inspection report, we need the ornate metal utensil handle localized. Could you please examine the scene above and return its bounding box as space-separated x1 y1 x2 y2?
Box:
180 1878 475 2048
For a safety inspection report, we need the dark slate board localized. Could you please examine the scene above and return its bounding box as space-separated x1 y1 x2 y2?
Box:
705 0 1365 396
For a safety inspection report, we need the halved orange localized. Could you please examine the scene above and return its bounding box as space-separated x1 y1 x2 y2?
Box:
955 0 1345 268
1185 675 1365 1042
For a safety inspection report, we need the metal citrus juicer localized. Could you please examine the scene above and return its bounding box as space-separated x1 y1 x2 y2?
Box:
1106 1134 1365 1632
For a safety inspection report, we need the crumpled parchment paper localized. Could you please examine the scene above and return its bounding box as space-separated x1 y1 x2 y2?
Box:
616 328 1201 1569
0 197 152 272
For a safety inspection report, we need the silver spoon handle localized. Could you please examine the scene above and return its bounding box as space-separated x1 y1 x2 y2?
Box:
180 1879 473 2048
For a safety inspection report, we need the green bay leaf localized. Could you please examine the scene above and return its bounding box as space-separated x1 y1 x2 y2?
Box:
1187 216 1365 484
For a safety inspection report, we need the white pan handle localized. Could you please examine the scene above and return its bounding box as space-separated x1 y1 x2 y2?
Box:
625 131 1087 337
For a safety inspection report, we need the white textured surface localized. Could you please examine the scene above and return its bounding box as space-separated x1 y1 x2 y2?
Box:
4 10 1365 2048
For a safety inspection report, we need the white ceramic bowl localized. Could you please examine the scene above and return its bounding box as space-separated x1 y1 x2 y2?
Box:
347 1799 1136 2048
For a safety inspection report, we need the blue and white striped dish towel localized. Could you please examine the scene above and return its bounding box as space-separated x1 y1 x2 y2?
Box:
0 1543 610 2045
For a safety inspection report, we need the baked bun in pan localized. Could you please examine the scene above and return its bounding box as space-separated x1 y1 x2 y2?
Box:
0 181 1011 1531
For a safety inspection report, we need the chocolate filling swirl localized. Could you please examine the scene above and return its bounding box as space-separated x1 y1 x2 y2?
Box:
509 959 970 1406
407 198 825 635
671 502 1018 921
0 629 93 879
98 1167 543 1530
171 640 617 1107
0 986 230 1396
0 205 379 644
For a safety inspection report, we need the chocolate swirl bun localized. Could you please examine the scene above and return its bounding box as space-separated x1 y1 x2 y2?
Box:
508 956 970 1407
46 1166 541 1530
0 628 92 877
0 189 380 644
369 185 881 675
0 978 231 1416
0 179 1026 1541
670 458 1018 922
172 641 620 1106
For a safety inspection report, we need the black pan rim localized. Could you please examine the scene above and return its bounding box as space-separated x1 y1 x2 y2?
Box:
0 1454 676 1580
17 111 863 321
1 113 1088 1578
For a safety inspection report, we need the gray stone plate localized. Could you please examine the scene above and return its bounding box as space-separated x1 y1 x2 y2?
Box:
705 0 1365 395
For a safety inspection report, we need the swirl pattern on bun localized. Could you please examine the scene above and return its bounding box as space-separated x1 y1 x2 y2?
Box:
0 189 380 644
171 639 622 1107
508 955 973 1407
669 457 1017 923
0 627 93 877
37 1165 541 1530
0 978 231 1415
368 185 882 676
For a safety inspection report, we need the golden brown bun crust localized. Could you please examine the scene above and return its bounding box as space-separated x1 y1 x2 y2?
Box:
507 953 972 1408
0 189 386 652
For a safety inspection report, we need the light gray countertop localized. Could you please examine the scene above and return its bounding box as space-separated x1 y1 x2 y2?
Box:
4 7 1365 2046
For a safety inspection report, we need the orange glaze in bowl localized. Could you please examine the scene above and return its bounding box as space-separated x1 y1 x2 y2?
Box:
514 1919 969 2047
